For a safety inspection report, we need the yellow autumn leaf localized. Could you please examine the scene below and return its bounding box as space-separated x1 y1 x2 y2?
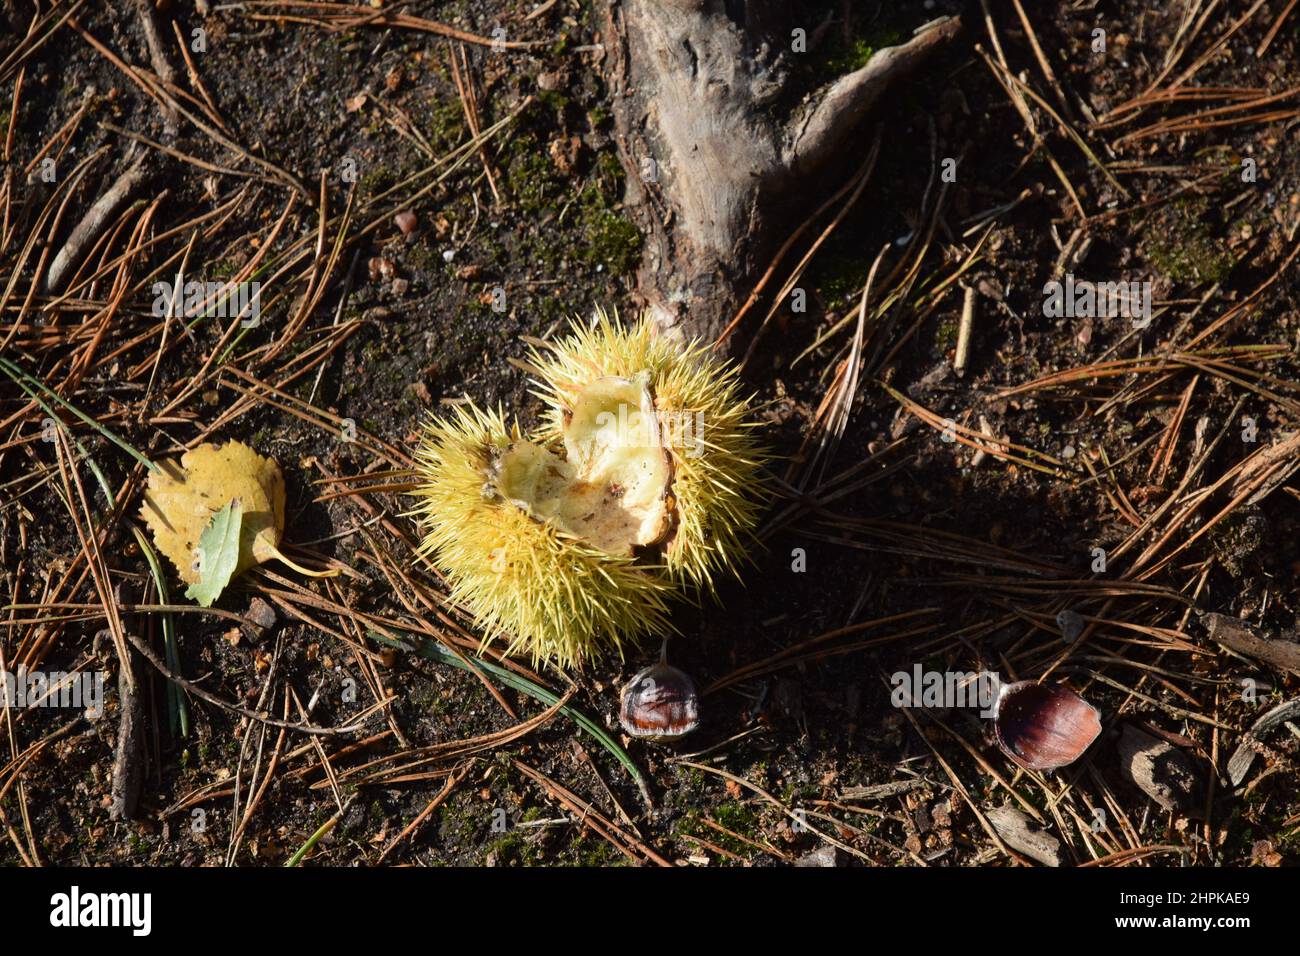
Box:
140 440 335 587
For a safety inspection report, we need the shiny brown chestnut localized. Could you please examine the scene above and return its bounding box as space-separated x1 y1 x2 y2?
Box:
619 659 700 741
993 680 1101 771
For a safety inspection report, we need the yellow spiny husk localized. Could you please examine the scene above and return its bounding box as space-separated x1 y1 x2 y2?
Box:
527 310 769 590
411 312 768 668
411 403 673 669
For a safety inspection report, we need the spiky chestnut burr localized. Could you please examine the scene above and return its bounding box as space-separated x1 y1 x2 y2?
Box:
526 310 768 591
411 312 767 668
411 402 673 670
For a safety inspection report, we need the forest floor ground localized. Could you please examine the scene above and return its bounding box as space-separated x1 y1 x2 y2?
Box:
2 0 1298 867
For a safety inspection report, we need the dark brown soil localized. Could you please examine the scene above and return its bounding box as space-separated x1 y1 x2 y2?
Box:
1 0 1298 867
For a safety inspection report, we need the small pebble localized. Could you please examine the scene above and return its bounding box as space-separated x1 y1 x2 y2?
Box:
394 210 417 236
246 596 277 632
1056 609 1085 643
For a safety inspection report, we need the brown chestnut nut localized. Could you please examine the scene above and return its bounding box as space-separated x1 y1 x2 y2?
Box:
993 680 1101 771
619 661 699 740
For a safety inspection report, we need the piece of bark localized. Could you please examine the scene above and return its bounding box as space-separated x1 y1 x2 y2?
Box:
1200 611 1300 678
985 805 1062 867
1116 724 1200 815
601 1 961 347
1226 696 1300 787
109 645 145 822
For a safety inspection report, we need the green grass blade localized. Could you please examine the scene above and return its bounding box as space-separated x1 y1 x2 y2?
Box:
0 356 157 472
0 357 187 734
368 628 651 806
284 806 347 867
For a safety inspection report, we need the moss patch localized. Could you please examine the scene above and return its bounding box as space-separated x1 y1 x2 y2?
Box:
1141 197 1235 284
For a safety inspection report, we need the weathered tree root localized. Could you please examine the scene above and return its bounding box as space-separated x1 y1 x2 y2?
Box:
601 1 962 347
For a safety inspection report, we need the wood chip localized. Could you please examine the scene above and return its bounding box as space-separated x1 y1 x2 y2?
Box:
1200 612 1300 678
1226 696 1300 786
985 805 1062 867
109 645 144 822
1117 724 1200 815
839 779 927 802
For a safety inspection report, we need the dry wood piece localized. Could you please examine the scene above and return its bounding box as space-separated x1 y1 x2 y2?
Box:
1226 696 1300 787
840 778 928 802
109 644 144 822
1116 724 1200 815
985 805 1062 867
601 1 961 346
954 284 976 377
133 0 180 133
1200 611 1300 678
1229 432 1300 506
45 151 155 293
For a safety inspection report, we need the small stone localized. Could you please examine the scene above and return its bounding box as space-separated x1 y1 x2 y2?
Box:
394 210 417 236
1056 608 1084 643
795 846 838 867
246 596 277 632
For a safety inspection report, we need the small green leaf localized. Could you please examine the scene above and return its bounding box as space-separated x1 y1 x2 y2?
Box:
184 499 244 607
